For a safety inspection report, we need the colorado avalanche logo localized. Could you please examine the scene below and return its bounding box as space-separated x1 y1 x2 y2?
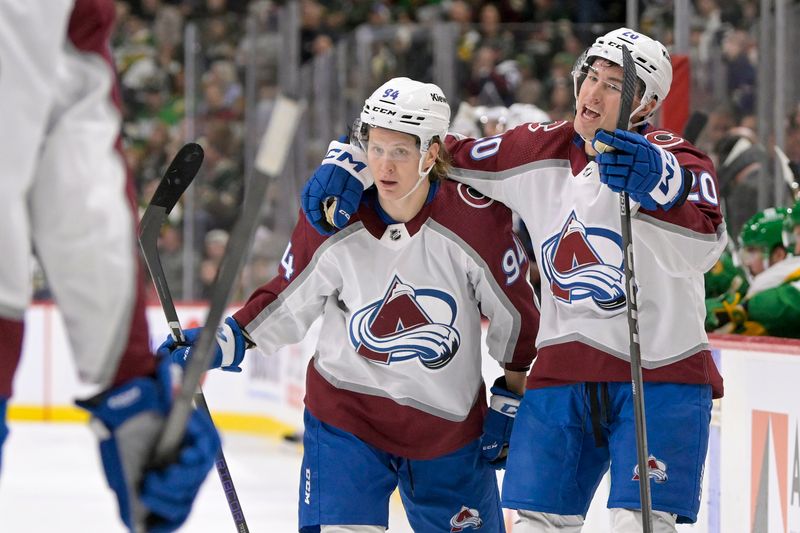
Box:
450 506 483 531
349 275 461 369
541 211 626 310
632 455 669 484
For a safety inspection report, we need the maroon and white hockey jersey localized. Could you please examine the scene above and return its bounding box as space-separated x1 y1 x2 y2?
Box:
234 180 539 459
446 121 726 398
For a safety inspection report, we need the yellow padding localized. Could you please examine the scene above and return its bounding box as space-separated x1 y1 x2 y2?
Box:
7 405 296 438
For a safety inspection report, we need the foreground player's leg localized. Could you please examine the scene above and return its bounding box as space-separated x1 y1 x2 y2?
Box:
513 510 583 532
610 508 677 533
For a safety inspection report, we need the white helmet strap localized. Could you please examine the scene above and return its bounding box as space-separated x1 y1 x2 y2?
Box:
396 151 433 201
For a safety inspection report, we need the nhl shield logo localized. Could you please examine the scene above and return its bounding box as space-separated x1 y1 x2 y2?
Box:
541 211 626 311
349 275 461 369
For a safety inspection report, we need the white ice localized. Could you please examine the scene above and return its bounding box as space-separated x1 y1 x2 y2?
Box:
0 422 414 533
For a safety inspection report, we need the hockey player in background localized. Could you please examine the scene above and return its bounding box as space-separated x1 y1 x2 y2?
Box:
300 29 726 532
160 77 540 532
0 2 219 531
707 206 800 337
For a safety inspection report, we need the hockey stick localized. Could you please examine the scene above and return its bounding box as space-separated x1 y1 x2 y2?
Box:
139 143 250 532
149 96 303 484
682 111 708 145
616 45 654 532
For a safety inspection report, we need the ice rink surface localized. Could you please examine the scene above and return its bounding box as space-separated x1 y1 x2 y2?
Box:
1 422 707 532
0 422 414 533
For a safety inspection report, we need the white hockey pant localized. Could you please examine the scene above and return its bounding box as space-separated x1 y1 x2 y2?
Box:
513 508 677 533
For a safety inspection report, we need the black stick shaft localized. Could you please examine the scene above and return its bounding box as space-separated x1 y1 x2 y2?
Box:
618 44 654 533
139 143 250 532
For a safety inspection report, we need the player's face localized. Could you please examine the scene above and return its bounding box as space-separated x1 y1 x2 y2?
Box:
742 246 768 276
367 127 429 200
575 61 628 146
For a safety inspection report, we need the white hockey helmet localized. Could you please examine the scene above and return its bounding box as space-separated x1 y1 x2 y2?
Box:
573 28 673 126
356 77 451 178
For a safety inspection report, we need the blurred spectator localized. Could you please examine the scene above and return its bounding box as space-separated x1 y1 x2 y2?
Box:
158 224 190 301
196 120 243 232
198 229 229 299
477 3 515 59
465 45 514 106
721 29 756 118
714 126 766 236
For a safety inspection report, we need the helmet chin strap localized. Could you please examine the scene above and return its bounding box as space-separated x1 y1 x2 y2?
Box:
396 153 433 201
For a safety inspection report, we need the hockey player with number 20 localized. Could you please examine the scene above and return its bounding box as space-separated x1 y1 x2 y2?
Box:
159 77 540 532
300 29 727 532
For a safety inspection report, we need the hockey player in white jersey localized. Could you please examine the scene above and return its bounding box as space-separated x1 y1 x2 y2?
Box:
160 77 540 532
299 29 726 532
0 2 219 531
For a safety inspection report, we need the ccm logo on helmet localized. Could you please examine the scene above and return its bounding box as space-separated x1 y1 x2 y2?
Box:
431 92 447 103
372 106 397 116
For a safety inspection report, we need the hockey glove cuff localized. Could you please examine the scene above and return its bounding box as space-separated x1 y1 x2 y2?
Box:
479 377 522 470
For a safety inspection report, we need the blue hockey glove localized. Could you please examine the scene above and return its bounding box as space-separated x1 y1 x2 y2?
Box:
301 139 374 235
76 357 220 532
0 397 7 472
593 129 685 211
479 377 522 470
157 316 249 373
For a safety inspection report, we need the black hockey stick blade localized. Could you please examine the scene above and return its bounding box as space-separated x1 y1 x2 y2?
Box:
153 95 305 465
149 143 203 212
139 143 204 343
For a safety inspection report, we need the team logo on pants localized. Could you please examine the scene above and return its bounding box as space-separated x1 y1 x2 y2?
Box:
632 454 669 484
450 506 483 531
349 275 461 368
541 211 626 311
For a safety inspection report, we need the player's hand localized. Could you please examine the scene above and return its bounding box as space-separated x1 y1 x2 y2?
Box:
157 316 249 373
76 357 220 532
479 377 522 470
301 139 374 235
593 129 686 211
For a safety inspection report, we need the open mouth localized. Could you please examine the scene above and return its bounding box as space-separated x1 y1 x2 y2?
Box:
581 105 601 121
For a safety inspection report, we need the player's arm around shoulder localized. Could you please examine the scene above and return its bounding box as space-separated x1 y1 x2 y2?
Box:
443 121 575 209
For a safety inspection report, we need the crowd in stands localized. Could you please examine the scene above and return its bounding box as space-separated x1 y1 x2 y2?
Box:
32 0 799 338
